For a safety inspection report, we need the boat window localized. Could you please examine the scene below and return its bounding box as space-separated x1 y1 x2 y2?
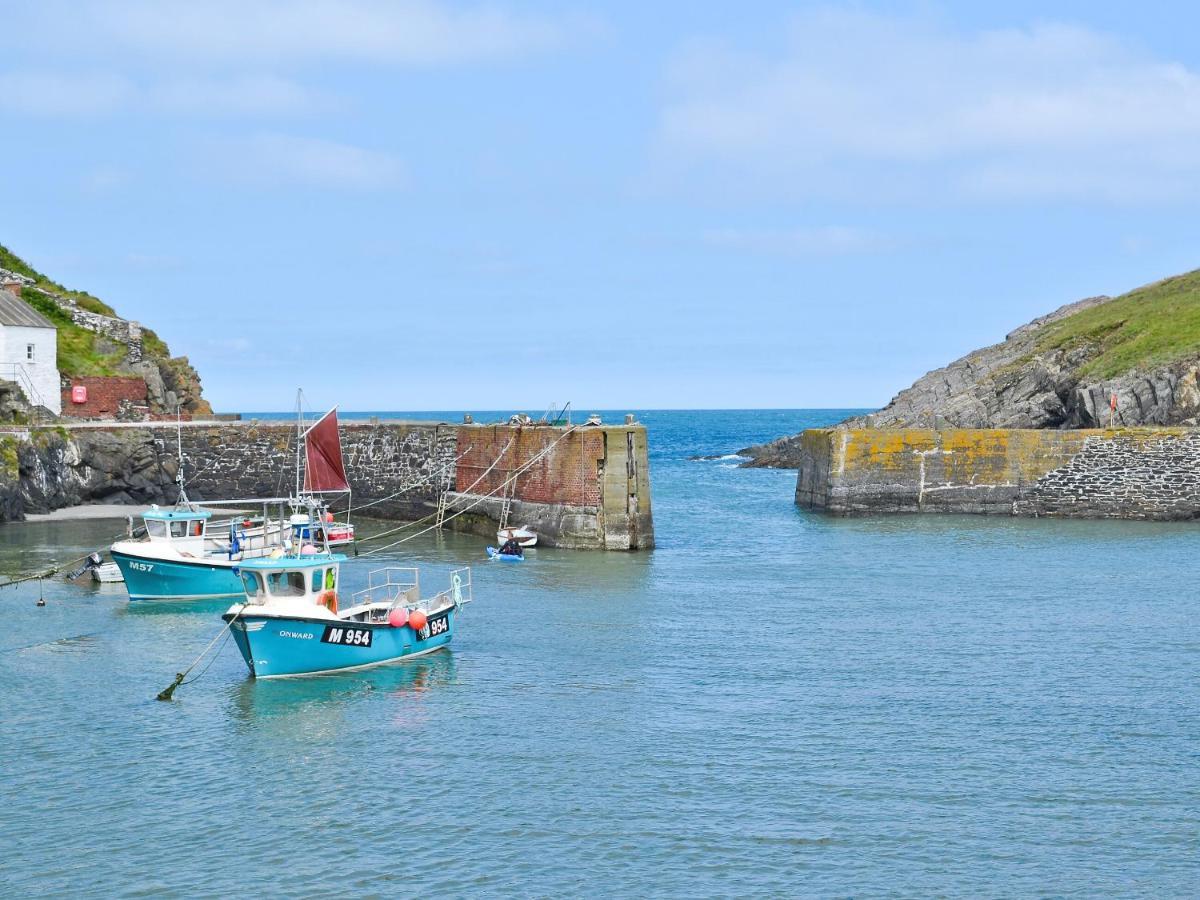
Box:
170 520 187 538
189 520 204 537
267 571 308 597
146 520 167 538
325 568 336 590
311 568 324 592
241 572 264 599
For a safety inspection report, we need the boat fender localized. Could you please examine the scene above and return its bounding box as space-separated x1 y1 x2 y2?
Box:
408 609 427 632
321 590 338 614
388 608 409 628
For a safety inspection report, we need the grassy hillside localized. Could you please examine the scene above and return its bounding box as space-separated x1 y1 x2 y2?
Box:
1035 269 1200 379
0 243 170 377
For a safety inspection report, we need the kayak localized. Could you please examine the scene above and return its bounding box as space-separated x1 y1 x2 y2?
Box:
487 546 524 563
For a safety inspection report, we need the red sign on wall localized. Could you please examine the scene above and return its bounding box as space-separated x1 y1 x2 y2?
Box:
71 385 88 404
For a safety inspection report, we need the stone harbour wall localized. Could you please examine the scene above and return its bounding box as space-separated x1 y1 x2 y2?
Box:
795 426 1200 520
0 419 654 549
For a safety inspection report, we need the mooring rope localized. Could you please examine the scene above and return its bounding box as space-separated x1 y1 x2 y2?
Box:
354 438 514 548
362 426 578 556
156 606 242 701
346 444 475 517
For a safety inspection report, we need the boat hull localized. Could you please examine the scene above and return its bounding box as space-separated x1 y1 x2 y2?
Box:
111 549 243 602
225 607 457 678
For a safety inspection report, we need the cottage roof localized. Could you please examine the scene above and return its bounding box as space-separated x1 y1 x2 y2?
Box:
0 288 55 329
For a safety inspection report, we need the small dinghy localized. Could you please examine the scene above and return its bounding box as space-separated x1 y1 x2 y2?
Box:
487 546 524 563
223 553 473 679
496 526 537 548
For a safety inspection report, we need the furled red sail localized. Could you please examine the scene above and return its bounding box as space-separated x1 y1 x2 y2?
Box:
303 408 350 493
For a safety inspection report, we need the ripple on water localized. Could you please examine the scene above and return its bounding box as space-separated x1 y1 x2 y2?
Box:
1 411 1198 895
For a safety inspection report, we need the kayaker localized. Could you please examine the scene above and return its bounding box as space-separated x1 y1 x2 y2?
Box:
498 538 522 556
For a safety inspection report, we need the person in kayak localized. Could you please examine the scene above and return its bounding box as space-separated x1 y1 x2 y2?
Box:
498 538 523 556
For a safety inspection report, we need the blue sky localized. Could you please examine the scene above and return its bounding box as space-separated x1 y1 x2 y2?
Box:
4 1 1200 412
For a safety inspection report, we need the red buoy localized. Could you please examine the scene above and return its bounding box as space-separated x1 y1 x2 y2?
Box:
388 608 409 628
408 609 427 631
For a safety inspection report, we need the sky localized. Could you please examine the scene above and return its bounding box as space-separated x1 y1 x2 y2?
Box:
4 1 1200 412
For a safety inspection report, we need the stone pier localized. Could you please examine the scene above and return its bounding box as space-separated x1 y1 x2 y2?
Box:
794 426 1200 520
0 418 655 549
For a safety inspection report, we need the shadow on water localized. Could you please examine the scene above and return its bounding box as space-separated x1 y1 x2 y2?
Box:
117 598 234 617
225 650 460 728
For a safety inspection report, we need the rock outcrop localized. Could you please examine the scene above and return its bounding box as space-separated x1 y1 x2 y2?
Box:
843 293 1200 430
5 429 182 519
743 268 1200 467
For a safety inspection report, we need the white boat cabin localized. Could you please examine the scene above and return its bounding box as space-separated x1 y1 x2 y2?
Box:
141 506 210 554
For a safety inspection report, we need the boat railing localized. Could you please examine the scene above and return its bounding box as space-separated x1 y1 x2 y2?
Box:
349 566 473 613
350 567 421 609
429 567 473 610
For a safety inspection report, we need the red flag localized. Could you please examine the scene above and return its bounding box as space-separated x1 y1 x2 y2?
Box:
303 409 350 493
1110 393 1118 411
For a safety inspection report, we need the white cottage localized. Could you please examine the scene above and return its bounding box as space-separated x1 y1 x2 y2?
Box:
0 287 62 415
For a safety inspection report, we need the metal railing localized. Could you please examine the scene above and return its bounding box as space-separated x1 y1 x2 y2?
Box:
0 363 47 423
349 565 473 613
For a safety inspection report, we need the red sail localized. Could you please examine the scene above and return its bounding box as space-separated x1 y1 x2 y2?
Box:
303 409 350 493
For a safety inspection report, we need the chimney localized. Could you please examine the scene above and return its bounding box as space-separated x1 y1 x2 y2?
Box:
0 280 20 297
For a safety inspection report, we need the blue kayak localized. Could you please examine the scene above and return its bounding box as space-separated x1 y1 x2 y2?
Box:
487 546 524 563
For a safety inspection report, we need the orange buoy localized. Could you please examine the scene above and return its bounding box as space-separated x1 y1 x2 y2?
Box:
388 608 409 628
321 590 338 614
408 609 427 631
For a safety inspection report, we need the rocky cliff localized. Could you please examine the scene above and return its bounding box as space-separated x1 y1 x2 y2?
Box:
744 268 1200 466
0 427 182 521
0 244 210 417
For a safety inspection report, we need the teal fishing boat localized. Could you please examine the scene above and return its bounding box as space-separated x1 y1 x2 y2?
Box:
223 555 473 678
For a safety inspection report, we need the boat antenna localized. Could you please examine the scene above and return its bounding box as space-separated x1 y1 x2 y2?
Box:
295 387 303 502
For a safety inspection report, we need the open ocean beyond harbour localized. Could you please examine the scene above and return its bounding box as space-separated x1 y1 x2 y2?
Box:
1 409 1197 897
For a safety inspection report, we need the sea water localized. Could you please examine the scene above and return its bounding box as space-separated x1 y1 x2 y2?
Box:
0 410 1196 896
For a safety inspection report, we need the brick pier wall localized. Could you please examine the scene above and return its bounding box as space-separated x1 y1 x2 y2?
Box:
447 422 653 549
795 427 1200 520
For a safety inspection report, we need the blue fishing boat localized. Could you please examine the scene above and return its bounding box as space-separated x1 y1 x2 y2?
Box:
111 504 318 601
223 555 473 678
111 402 356 602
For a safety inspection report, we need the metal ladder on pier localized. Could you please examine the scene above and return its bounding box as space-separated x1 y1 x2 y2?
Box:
498 475 514 530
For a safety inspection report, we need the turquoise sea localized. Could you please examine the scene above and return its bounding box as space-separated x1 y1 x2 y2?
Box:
1 410 1197 896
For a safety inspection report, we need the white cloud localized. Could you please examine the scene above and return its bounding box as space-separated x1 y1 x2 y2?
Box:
0 71 133 116
148 76 325 115
0 70 324 117
203 133 405 190
704 226 893 256
656 10 1200 203
21 0 578 66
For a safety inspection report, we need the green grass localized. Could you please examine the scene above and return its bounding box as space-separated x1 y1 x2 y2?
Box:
1 242 174 373
1035 269 1200 378
22 290 126 376
1 243 118 317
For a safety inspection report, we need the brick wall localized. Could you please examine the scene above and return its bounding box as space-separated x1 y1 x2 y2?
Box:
61 376 148 420
456 424 604 507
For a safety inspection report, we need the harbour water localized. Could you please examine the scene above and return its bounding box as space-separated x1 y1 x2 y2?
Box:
1 410 1197 896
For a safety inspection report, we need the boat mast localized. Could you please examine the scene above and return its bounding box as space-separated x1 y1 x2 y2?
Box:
175 403 190 507
294 387 303 501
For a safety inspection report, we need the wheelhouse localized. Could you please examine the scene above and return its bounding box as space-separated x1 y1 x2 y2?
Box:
142 506 210 550
237 554 346 610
